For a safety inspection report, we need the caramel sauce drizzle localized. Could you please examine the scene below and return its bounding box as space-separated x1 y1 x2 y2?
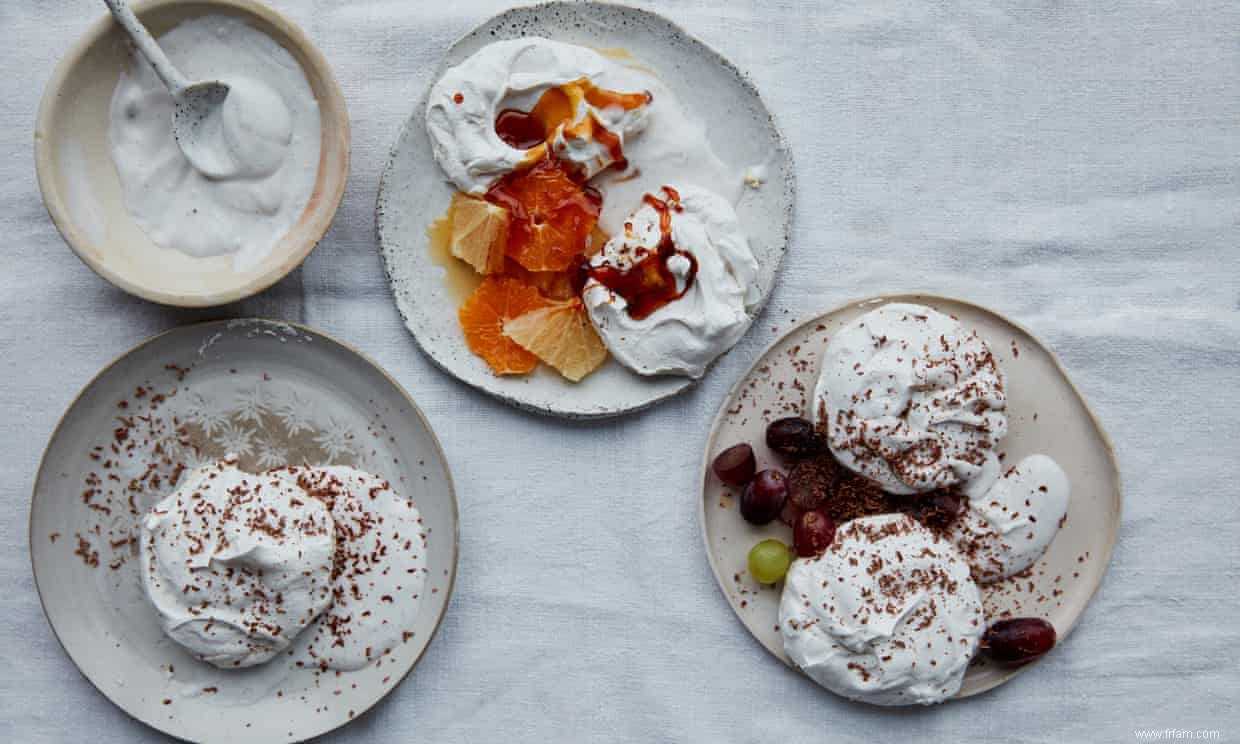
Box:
494 78 651 173
582 186 697 321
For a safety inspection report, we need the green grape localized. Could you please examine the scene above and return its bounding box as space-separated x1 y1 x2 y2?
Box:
747 539 793 584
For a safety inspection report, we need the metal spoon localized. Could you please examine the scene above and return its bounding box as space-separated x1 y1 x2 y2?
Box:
103 0 241 179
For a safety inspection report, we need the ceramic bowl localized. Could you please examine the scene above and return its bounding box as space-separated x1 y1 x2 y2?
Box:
34 0 350 307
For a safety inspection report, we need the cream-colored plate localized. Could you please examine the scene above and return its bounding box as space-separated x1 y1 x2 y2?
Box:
34 0 349 307
30 320 457 742
377 1 794 419
700 294 1121 700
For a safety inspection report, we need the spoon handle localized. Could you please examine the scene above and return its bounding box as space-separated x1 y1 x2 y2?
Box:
102 0 191 94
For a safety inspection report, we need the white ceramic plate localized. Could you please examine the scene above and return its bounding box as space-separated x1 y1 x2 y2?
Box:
700 295 1121 700
30 320 457 742
376 1 794 419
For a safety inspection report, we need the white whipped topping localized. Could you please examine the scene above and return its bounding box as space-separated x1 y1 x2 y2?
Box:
425 38 743 235
426 38 649 193
949 454 1070 582
583 184 759 378
140 458 335 669
779 514 985 706
813 303 1007 496
108 15 321 270
273 466 429 672
208 77 295 179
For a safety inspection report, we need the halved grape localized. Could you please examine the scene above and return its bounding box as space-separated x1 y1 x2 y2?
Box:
793 510 836 557
924 490 967 528
748 539 793 584
765 417 826 459
779 499 804 527
981 618 1057 664
740 470 787 525
712 443 756 486
930 491 966 518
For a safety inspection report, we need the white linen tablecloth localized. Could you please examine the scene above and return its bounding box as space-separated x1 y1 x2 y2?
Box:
2 1 1238 741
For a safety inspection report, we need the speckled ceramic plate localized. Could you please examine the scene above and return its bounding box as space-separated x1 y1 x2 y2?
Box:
30 320 457 742
700 295 1121 701
376 1 794 419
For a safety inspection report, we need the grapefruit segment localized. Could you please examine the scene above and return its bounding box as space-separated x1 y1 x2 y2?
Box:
449 194 509 275
503 299 608 382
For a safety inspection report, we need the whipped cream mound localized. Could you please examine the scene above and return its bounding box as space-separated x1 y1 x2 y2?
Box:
813 303 1007 497
583 184 759 378
779 514 985 706
426 38 650 193
949 454 1070 583
140 458 335 669
273 466 429 672
107 15 321 270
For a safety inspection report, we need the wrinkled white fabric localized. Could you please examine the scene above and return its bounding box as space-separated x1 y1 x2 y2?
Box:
2 0 1238 741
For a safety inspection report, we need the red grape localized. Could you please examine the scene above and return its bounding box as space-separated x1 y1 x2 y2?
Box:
740 470 787 525
981 618 1057 664
712 443 756 486
930 491 965 518
778 499 804 527
793 510 836 557
765 417 826 459
907 489 967 529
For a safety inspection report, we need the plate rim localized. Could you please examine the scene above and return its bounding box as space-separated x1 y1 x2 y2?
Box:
28 318 460 742
374 0 796 420
697 292 1123 701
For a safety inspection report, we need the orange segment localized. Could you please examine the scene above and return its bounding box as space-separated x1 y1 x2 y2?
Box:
458 276 554 375
503 299 608 382
501 260 578 301
485 158 601 272
449 194 509 275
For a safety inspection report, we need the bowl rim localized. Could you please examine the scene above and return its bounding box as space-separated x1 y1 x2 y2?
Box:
696 291 1123 701
34 0 351 308
28 317 461 742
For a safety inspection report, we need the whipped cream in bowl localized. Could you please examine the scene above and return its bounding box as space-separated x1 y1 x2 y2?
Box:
36 4 349 307
203 76 297 180
108 15 319 270
583 184 759 378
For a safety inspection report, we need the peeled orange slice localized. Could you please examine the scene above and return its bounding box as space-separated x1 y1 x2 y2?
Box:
503 299 608 382
486 158 601 272
459 276 553 375
449 194 509 275
500 260 578 301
